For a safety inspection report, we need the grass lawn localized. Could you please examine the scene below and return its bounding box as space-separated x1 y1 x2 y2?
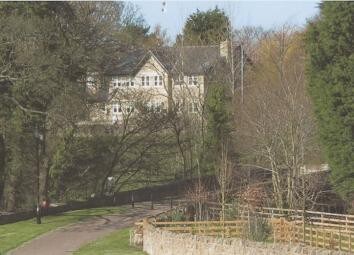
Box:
74 228 146 255
0 206 127 254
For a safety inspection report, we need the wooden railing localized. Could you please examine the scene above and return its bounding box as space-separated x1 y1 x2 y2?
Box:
141 218 354 253
204 202 354 233
261 207 354 233
272 218 354 252
150 201 354 252
151 220 248 238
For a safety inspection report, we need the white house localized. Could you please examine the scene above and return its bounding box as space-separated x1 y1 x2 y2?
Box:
87 41 240 124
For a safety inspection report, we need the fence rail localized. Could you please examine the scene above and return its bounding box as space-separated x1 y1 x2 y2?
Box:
145 218 354 253
204 202 354 233
272 218 354 252
144 201 354 253
151 220 248 238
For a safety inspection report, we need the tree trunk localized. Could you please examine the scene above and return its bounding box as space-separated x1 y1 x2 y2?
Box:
5 173 18 211
40 157 50 201
0 135 6 207
39 128 50 202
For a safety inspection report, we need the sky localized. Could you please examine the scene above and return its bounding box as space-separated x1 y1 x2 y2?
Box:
134 1 321 41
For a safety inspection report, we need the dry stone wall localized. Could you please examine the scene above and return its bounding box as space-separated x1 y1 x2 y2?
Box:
143 223 350 255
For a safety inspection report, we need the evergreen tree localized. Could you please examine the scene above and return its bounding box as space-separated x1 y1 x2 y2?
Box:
306 2 354 199
182 7 230 45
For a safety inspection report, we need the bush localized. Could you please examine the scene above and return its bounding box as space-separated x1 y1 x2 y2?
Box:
171 209 186 222
224 204 239 220
248 215 271 242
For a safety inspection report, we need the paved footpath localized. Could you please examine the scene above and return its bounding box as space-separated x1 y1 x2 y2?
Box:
9 202 169 255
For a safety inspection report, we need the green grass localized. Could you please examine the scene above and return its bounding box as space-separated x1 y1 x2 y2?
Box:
74 228 146 255
0 206 127 254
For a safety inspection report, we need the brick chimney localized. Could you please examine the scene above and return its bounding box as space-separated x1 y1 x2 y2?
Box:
220 40 230 60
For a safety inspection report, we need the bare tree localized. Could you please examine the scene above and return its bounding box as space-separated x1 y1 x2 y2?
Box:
235 26 320 209
217 140 232 222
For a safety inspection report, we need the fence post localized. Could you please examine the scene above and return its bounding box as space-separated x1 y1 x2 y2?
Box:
310 223 313 247
349 232 352 252
131 193 134 208
321 212 324 244
273 221 276 243
280 218 284 242
315 229 318 248
339 228 342 251
324 230 327 249
302 212 306 243
247 209 251 237
330 231 334 250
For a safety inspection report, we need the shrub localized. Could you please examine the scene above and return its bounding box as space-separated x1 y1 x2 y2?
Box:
248 215 271 242
171 209 186 222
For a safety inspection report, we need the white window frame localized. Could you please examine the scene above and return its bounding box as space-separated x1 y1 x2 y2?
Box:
112 104 119 113
154 76 158 86
188 76 198 85
188 76 193 85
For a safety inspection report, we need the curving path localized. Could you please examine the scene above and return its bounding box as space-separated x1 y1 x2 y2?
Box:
9 202 169 255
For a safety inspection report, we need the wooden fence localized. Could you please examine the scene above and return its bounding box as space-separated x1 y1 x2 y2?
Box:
144 201 354 253
140 218 354 253
272 218 354 252
204 202 354 233
150 220 248 238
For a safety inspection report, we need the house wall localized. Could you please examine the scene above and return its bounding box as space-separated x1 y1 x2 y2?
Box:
107 55 170 123
172 75 205 113
94 55 206 123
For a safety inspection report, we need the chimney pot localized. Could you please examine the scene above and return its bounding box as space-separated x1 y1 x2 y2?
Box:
220 40 230 60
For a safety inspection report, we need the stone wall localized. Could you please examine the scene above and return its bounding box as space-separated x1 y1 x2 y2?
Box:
143 222 349 255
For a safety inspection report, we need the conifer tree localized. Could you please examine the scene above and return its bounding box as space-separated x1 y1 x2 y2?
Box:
306 2 354 199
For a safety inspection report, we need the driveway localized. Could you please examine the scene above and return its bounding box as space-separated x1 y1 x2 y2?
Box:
9 202 169 255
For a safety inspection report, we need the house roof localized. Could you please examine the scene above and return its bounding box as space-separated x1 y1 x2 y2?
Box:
105 49 146 76
152 45 223 76
106 44 239 77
